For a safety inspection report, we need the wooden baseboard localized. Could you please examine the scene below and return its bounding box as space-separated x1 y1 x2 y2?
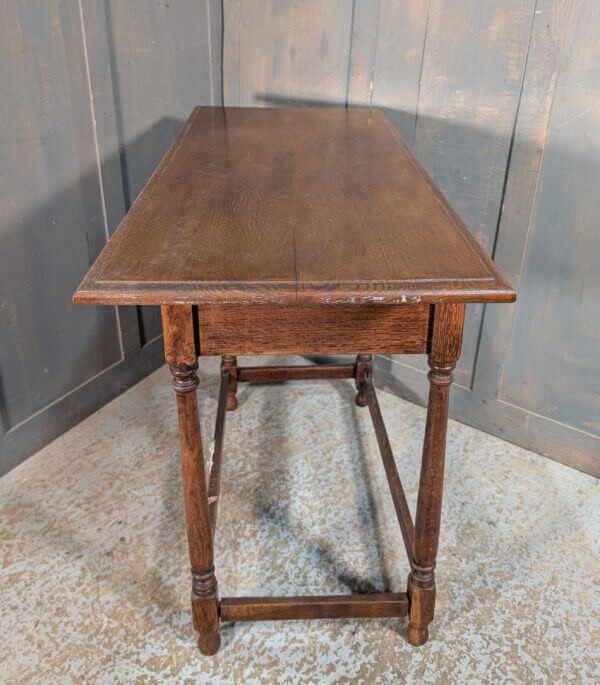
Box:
375 356 599 478
0 337 164 476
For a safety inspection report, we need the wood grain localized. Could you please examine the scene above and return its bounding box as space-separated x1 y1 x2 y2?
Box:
222 0 354 107
220 594 409 621
497 0 600 438
0 0 220 474
368 0 431 142
74 107 515 307
237 364 355 383
162 305 220 655
408 0 536 388
474 0 574 393
161 305 197 367
408 303 463 646
102 0 219 340
197 304 431 356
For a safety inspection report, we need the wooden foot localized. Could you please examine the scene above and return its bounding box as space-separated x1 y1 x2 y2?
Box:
407 566 435 646
192 569 221 655
354 354 372 406
162 306 221 655
221 355 238 410
407 623 428 647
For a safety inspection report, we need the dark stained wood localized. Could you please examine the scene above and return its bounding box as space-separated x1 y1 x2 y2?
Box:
407 303 465 647
208 368 229 536
73 107 516 307
220 593 409 622
197 304 431 355
161 305 220 655
74 107 516 655
220 355 238 410
429 302 465 362
162 305 197 367
354 354 372 407
237 364 355 383
364 379 415 565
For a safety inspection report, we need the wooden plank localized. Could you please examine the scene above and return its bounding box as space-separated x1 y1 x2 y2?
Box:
365 382 415 563
409 0 536 388
78 0 141 356
408 0 535 387
474 0 574 395
0 0 122 430
369 0 431 143
346 0 380 106
222 0 354 107
237 365 355 383
102 0 216 340
198 304 430 356
74 108 515 307
220 594 409 622
208 369 229 536
497 0 600 440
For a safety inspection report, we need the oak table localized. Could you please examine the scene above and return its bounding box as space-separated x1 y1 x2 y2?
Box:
74 107 516 655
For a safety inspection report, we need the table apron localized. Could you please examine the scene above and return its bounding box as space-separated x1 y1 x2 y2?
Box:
196 303 431 356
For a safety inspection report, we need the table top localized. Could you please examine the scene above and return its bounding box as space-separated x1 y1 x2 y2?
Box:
74 107 515 306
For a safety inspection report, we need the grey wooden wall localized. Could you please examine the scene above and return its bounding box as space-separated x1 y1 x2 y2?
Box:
0 0 222 474
223 0 599 477
2 1 598 478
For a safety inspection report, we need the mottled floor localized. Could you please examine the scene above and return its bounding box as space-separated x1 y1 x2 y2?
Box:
1 356 598 684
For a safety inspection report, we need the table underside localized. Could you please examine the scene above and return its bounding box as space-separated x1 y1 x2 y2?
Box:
162 301 465 654
210 358 412 624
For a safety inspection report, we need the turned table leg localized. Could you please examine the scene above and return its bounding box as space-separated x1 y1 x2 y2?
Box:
221 355 238 411
354 354 372 407
407 303 464 646
162 305 220 655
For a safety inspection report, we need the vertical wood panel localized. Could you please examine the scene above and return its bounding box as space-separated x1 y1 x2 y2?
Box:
0 0 221 474
223 0 354 107
380 0 599 474
77 0 139 356
474 0 573 392
0 0 122 429
405 0 536 387
346 0 379 106
219 0 598 472
369 0 431 142
103 0 217 340
498 0 600 436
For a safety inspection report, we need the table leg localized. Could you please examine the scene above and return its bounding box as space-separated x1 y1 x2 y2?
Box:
162 306 220 655
407 303 464 646
221 355 238 410
354 354 372 406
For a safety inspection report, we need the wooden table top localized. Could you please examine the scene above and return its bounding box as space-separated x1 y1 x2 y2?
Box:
74 107 515 306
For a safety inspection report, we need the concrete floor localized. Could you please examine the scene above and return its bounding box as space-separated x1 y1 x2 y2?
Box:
1 356 598 684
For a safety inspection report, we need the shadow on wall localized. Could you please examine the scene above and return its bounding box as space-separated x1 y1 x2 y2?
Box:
0 117 184 471
256 93 600 437
2 100 597 470
256 94 506 395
